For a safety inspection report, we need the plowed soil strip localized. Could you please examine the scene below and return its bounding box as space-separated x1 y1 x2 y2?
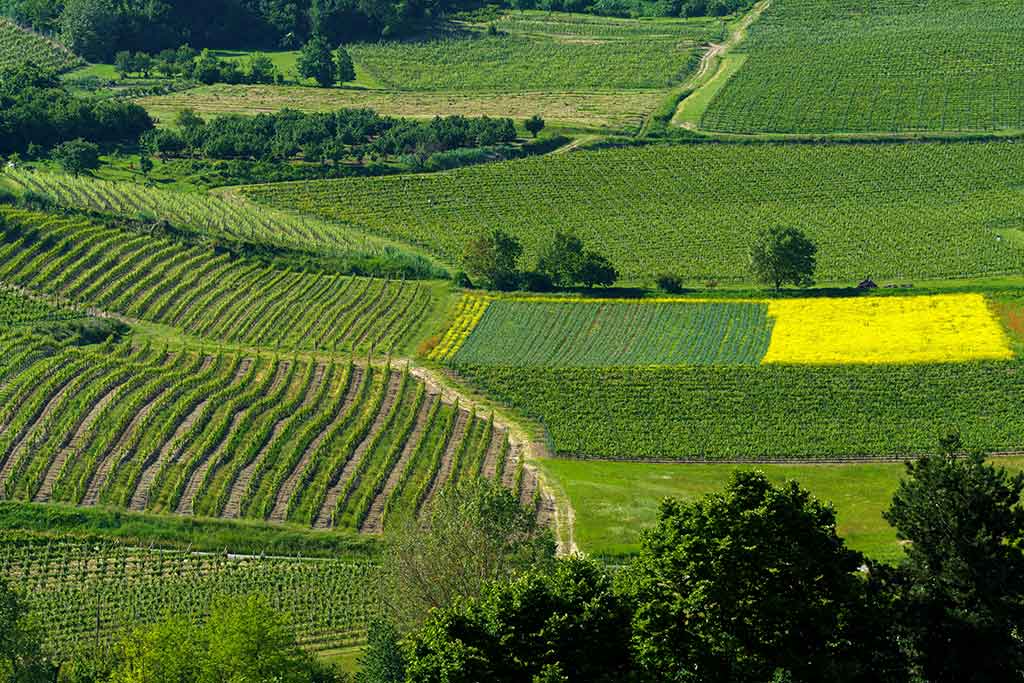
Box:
420 409 470 514
480 426 506 480
360 393 437 534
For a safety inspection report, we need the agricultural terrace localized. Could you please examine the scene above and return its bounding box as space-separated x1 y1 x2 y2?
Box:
700 0 1024 133
0 331 539 530
442 294 1012 367
136 85 664 133
347 13 721 92
459 362 1024 459
245 140 1024 282
0 18 83 72
0 207 438 354
5 170 404 260
0 534 381 655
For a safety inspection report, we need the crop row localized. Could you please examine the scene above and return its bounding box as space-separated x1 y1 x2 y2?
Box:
0 331 525 529
0 536 381 656
0 18 82 73
245 140 1024 282
7 170 396 258
0 207 435 354
452 299 773 366
455 361 1024 459
701 0 1024 133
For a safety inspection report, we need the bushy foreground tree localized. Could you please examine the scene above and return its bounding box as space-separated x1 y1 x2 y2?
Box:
462 229 524 291
0 578 51 683
885 438 1024 682
298 33 338 87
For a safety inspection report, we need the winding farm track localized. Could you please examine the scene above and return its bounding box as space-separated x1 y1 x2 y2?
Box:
268 366 366 522
314 371 404 529
360 393 438 534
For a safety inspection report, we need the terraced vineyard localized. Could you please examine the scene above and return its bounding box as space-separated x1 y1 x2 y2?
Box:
348 13 717 92
0 332 539 529
452 299 774 366
700 0 1024 133
0 287 83 328
0 534 381 655
6 170 402 259
0 18 83 72
0 207 436 354
457 362 1024 459
245 140 1024 282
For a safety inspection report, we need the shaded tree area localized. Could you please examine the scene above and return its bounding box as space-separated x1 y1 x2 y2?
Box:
0 65 152 155
462 230 617 292
141 108 517 162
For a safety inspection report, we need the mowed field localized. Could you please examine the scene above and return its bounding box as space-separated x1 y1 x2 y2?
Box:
442 292 1024 458
539 457 1024 560
700 0 1024 133
137 85 666 132
0 18 82 72
245 141 1024 282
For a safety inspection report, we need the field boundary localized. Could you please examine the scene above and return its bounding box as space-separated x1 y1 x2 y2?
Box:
551 451 1024 465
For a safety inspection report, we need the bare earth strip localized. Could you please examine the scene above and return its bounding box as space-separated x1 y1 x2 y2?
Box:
314 371 404 529
136 85 665 132
421 409 470 513
480 426 506 480
359 393 438 534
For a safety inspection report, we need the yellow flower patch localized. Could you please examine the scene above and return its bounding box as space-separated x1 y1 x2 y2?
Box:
428 294 493 362
762 294 1014 365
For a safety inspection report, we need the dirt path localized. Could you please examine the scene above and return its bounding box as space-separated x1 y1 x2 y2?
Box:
420 409 470 514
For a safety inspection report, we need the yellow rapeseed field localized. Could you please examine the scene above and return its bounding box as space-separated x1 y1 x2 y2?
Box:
762 293 1013 364
427 294 493 362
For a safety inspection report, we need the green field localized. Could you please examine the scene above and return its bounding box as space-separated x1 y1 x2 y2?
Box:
0 532 382 656
540 457 1024 560
244 140 1024 282
0 18 82 72
457 361 1024 459
348 14 717 92
701 0 1024 133
453 300 773 366
0 207 439 355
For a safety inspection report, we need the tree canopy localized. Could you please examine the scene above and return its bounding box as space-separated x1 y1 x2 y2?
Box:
749 226 817 291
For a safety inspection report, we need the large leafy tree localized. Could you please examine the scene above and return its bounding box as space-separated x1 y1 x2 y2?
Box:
462 229 524 291
298 33 337 87
884 443 1024 682
52 138 100 176
405 558 632 683
749 226 817 291
625 470 905 683
59 0 119 61
537 232 617 288
383 478 555 632
335 45 356 84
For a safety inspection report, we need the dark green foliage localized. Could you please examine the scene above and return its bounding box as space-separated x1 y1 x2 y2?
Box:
525 114 545 138
655 273 685 293
58 0 117 61
356 620 406 683
537 232 617 288
405 558 632 683
0 577 51 682
749 226 817 291
298 33 336 86
335 45 356 83
0 65 153 155
885 445 1024 682
32 316 129 346
624 471 905 683
51 138 100 176
463 229 524 291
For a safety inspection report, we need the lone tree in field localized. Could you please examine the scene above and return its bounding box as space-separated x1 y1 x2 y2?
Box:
538 231 618 288
52 138 100 176
749 226 817 292
525 114 545 138
334 45 355 84
462 229 523 291
297 33 336 87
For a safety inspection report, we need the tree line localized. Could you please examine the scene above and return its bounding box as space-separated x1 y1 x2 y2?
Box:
141 109 518 164
0 65 152 156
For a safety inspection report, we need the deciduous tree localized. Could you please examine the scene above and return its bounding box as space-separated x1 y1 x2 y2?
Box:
749 226 817 291
298 33 337 87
